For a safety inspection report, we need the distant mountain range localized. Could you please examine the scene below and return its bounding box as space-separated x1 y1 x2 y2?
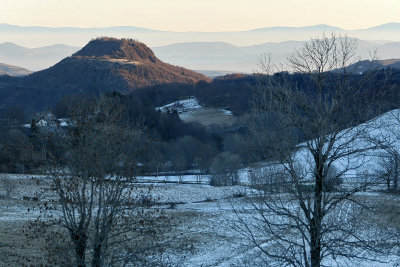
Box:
153 40 400 73
3 22 400 47
3 22 400 73
4 38 400 73
0 42 79 71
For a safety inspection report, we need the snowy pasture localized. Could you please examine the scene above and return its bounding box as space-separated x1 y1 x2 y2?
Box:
155 96 237 127
0 172 399 266
156 97 203 114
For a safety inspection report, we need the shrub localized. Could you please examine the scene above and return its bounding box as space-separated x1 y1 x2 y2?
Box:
0 177 17 199
209 152 241 186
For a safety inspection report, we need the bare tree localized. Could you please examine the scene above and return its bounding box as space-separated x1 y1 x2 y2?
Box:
236 34 392 266
376 150 400 191
34 95 162 266
373 109 400 191
1 105 27 128
210 152 242 186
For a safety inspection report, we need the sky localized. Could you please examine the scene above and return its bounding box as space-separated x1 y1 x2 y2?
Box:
1 0 400 31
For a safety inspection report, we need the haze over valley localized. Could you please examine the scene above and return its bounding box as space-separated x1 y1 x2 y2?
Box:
4 23 400 74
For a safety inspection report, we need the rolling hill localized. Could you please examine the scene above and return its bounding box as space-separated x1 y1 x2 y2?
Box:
0 63 32 76
336 58 400 74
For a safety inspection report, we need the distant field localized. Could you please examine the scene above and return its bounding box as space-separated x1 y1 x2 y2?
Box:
179 108 237 127
156 96 238 128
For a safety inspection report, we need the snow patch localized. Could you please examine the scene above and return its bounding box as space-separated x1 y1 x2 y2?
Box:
220 108 233 116
155 97 203 114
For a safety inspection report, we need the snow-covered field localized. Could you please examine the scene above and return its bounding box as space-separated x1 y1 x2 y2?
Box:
0 173 399 266
155 96 237 126
155 97 203 114
292 109 400 178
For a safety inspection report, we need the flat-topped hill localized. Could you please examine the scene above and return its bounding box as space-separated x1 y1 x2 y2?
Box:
73 37 159 63
0 38 210 112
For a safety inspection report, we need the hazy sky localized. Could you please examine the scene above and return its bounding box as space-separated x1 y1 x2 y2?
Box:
2 0 400 31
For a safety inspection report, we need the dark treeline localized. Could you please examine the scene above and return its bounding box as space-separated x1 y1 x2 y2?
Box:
0 93 225 177
126 69 400 118
2 67 400 119
121 74 259 116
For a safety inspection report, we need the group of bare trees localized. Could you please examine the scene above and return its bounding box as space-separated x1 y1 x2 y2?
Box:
0 107 31 173
234 34 398 266
210 152 241 186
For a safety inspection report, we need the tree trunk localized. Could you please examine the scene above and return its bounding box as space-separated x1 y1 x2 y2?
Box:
310 219 322 267
91 243 103 267
92 232 107 267
394 156 398 190
72 232 87 267
310 163 323 267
